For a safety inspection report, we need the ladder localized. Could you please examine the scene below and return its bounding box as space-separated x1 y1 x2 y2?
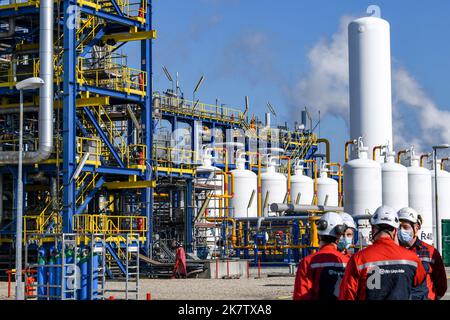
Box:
90 234 106 300
125 234 139 300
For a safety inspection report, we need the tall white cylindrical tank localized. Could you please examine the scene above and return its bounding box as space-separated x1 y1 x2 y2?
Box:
344 140 382 217
381 150 408 211
290 163 314 205
196 153 223 218
407 151 433 245
230 156 257 218
317 168 338 207
261 160 287 216
348 15 393 158
430 159 450 248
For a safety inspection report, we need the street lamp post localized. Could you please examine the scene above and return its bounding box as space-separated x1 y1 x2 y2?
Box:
15 77 44 300
432 144 449 254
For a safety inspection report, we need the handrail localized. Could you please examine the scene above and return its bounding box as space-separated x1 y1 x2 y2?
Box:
73 214 147 235
155 93 243 123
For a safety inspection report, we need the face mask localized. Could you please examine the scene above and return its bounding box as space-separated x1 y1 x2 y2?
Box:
337 236 353 251
398 229 414 245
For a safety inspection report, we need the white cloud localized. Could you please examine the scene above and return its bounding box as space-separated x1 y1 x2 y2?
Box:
285 16 353 124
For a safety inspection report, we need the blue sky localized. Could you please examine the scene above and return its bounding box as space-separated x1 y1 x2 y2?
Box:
128 0 450 164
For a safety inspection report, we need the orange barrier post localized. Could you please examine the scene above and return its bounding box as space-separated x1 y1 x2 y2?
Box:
257 256 261 278
7 270 11 298
215 259 219 279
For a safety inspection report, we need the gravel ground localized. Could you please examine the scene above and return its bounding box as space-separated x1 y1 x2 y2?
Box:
0 267 296 300
1 267 449 300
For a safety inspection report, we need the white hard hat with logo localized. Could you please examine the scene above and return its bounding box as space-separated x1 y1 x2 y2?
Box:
370 205 399 229
316 212 346 238
397 207 419 224
340 212 356 230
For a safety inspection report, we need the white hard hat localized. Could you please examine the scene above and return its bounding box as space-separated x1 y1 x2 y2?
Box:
370 205 399 229
397 207 419 224
316 212 345 238
340 212 356 230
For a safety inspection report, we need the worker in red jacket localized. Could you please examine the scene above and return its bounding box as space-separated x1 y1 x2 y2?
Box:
293 212 349 300
171 242 187 279
339 205 426 300
397 207 447 300
339 212 357 257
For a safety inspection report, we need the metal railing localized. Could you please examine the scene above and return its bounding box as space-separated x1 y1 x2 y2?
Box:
77 0 147 20
73 214 147 235
153 145 198 166
155 93 244 123
77 55 147 96
0 57 39 88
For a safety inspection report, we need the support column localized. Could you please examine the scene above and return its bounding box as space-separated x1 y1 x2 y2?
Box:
141 0 153 257
185 179 193 253
62 0 78 233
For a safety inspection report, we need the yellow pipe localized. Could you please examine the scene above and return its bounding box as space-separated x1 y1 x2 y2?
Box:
441 157 449 170
248 152 262 217
205 217 237 246
325 162 342 207
309 216 321 252
215 171 229 218
397 149 408 164
373 145 383 161
345 140 355 163
317 138 330 164
304 159 318 205
420 154 429 167
271 155 291 203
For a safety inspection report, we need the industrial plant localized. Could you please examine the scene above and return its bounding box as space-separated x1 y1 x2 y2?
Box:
0 1 448 301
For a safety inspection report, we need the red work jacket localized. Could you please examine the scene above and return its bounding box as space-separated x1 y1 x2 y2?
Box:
293 244 349 300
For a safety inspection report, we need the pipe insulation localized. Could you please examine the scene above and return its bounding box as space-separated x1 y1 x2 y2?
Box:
0 0 54 164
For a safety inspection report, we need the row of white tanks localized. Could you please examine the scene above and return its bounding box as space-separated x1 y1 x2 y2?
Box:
229 155 338 218
199 151 339 219
213 140 447 247
344 138 450 246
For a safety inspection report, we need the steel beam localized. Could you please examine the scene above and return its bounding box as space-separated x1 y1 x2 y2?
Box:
62 0 78 233
83 107 126 168
76 175 106 215
141 0 153 257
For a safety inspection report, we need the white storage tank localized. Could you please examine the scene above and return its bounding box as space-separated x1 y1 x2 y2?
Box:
381 148 408 211
290 161 314 205
407 149 433 245
261 158 287 216
348 13 393 159
344 138 382 217
317 165 338 207
196 152 223 218
430 159 450 248
230 155 258 218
